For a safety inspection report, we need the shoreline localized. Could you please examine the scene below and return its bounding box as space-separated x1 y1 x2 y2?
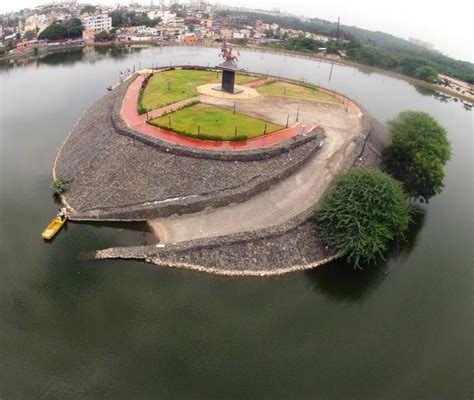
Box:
2 41 473 103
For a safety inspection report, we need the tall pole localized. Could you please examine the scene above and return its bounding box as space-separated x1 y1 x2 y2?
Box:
336 17 340 43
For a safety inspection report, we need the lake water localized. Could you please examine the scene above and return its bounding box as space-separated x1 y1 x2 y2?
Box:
1 46 472 399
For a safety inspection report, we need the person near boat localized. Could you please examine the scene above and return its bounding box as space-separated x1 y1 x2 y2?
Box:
57 207 67 221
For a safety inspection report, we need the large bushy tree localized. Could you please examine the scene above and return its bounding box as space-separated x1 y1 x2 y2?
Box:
109 10 159 28
382 111 451 202
415 65 438 83
314 167 410 268
38 18 83 41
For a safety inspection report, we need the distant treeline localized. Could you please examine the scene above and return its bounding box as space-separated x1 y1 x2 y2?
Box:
109 10 161 28
218 10 474 83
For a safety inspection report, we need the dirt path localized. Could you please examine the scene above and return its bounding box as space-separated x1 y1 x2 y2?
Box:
148 119 361 243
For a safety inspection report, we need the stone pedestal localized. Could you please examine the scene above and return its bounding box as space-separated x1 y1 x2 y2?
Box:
222 69 236 93
215 60 244 94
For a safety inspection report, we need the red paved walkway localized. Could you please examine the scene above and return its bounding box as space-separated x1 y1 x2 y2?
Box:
121 75 315 150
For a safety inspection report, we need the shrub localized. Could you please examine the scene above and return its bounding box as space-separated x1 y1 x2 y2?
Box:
382 111 451 202
137 102 147 115
415 65 438 83
51 177 70 195
314 167 410 268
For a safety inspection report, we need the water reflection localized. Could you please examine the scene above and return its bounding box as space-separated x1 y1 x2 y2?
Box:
0 45 145 71
413 84 465 105
306 207 426 301
37 49 84 66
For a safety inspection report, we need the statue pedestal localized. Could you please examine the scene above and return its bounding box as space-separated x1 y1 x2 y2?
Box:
215 60 244 94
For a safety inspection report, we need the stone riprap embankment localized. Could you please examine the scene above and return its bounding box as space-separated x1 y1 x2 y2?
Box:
93 113 386 276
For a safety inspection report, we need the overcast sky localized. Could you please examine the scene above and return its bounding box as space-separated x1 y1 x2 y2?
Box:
1 0 472 62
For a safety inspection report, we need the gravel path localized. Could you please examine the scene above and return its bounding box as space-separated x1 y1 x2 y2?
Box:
149 113 362 243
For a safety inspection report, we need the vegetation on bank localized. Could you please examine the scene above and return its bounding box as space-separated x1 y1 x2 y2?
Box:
51 177 70 195
257 80 341 103
219 10 474 84
148 103 283 141
314 111 451 267
38 18 83 41
314 168 411 268
139 69 258 112
94 30 117 42
382 111 451 202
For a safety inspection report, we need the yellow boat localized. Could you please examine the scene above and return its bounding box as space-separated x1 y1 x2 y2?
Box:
42 216 67 240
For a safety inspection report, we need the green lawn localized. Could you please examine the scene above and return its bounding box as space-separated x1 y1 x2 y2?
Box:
148 103 283 141
257 80 341 104
140 69 260 111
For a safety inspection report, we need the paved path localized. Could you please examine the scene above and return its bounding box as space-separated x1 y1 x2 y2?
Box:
149 122 361 244
122 76 315 150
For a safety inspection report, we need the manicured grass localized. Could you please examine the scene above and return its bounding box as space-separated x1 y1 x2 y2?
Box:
234 74 260 85
148 103 283 141
257 80 341 103
140 69 260 111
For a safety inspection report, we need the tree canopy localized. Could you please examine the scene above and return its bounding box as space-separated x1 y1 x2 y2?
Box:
38 18 83 41
382 111 451 202
314 167 410 268
94 30 116 42
415 66 438 83
80 5 96 15
109 10 160 28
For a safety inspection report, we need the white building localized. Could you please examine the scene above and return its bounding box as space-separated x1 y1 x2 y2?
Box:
147 10 177 24
81 14 112 33
136 26 162 36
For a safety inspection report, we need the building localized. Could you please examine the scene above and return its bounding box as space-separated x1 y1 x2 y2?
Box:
183 33 198 44
25 14 50 34
136 26 162 37
81 14 112 33
14 39 47 55
147 10 177 24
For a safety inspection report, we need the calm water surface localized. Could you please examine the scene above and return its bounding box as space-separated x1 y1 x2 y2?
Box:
1 46 472 399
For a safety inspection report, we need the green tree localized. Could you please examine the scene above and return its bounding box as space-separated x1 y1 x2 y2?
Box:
80 5 96 14
325 39 340 54
109 10 158 28
314 167 410 268
382 111 451 202
51 177 70 195
415 65 438 83
94 30 116 42
38 18 83 41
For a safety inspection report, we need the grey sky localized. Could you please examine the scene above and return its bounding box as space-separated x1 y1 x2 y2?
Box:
1 0 472 62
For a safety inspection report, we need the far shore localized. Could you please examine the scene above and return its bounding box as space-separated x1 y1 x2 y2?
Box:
3 40 473 103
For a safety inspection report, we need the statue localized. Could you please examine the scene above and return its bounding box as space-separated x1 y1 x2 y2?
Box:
219 44 239 64
215 43 242 94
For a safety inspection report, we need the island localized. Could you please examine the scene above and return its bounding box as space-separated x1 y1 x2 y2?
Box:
52 47 390 276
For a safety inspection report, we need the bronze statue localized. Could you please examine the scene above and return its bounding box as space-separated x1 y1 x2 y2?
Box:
219 44 238 63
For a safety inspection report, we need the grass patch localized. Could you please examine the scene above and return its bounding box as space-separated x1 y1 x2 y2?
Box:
140 69 260 112
257 80 341 103
148 103 283 141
